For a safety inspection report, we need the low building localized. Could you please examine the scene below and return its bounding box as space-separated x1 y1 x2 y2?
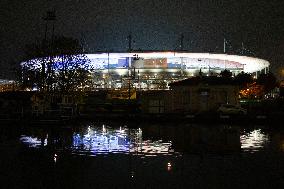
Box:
140 76 240 114
0 79 17 92
0 91 34 119
139 90 169 114
280 80 284 97
31 92 85 119
168 76 239 113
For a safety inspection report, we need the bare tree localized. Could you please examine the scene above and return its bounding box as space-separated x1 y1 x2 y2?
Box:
21 36 92 92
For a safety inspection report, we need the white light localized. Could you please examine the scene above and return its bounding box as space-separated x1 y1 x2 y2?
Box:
240 129 269 152
20 135 47 147
116 69 128 76
167 162 172 171
21 52 269 74
131 171 135 178
54 153 57 163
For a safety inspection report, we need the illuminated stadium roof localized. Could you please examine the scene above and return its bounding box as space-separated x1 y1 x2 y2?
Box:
21 52 270 73
87 52 269 73
20 52 270 90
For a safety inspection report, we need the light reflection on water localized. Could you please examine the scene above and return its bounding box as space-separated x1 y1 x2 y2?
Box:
19 124 281 156
72 125 132 154
74 125 174 156
20 135 48 148
240 129 269 152
10 124 284 188
20 125 175 156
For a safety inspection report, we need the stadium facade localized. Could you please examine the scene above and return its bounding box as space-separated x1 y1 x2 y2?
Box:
21 51 270 90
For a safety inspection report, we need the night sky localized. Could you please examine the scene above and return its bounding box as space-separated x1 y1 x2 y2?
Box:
1 0 284 79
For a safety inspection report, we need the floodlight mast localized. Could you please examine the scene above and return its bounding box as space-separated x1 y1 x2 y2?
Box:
42 10 56 91
223 38 227 70
223 38 226 54
180 33 184 51
127 34 132 52
180 34 185 77
127 34 133 99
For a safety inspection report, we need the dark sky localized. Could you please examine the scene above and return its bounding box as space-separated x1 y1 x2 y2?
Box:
1 0 284 79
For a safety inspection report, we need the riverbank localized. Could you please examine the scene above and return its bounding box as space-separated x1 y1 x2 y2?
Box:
79 112 284 124
2 111 284 127
1 91 284 126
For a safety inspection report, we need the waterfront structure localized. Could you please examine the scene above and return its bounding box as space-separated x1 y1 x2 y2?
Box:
21 51 270 90
31 92 83 118
140 76 239 114
0 79 16 92
0 91 33 119
168 76 239 113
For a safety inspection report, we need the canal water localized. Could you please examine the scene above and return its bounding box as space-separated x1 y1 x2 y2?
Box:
1 121 284 188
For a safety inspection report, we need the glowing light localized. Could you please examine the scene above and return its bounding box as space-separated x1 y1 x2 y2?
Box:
54 153 57 163
21 52 270 74
20 135 47 147
32 86 38 91
167 162 172 171
72 127 173 155
130 171 135 178
20 126 176 156
240 129 269 152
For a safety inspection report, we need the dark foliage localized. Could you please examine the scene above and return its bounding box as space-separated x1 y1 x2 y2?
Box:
20 36 92 92
256 72 278 93
220 69 232 78
234 71 253 87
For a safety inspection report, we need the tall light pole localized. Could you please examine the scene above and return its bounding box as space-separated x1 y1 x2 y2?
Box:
127 34 132 52
180 34 185 77
42 10 56 91
180 33 184 51
223 38 227 70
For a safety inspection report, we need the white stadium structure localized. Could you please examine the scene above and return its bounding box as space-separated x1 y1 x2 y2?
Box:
21 51 270 90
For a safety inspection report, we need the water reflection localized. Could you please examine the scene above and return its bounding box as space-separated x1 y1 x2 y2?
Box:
240 129 269 152
20 125 175 156
7 123 284 188
72 126 131 154
73 125 174 155
20 135 48 147
142 124 241 154
18 124 283 155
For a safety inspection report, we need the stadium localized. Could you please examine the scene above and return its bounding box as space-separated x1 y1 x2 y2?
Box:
21 51 270 90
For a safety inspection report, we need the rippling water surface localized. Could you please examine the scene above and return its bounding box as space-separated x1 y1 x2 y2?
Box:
1 122 284 188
